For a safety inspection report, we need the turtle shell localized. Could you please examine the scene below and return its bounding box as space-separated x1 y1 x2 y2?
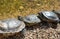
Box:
19 14 41 26
52 10 60 23
52 10 60 14
0 18 25 33
38 11 59 22
0 21 8 31
23 14 41 23
52 10 60 18
23 14 41 26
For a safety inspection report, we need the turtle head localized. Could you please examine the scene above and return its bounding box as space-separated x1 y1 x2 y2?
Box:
38 11 43 16
52 10 60 21
38 12 41 15
18 16 23 21
52 10 57 13
37 12 41 17
37 12 43 20
52 10 55 12
52 10 60 14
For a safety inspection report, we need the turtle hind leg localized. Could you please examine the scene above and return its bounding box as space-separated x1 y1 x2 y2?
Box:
51 22 57 29
26 26 34 30
40 21 50 29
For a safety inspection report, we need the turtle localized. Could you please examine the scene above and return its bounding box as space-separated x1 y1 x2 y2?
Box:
52 10 60 15
52 10 60 23
0 21 8 31
38 11 59 29
18 14 41 27
0 18 25 34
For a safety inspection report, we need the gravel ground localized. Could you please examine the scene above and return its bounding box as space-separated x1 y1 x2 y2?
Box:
0 23 60 39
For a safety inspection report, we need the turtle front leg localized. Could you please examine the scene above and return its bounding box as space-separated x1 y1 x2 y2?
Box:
20 28 26 35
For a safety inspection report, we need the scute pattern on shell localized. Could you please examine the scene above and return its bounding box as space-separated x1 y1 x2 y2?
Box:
0 21 8 31
0 18 25 33
23 14 41 23
41 11 59 21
